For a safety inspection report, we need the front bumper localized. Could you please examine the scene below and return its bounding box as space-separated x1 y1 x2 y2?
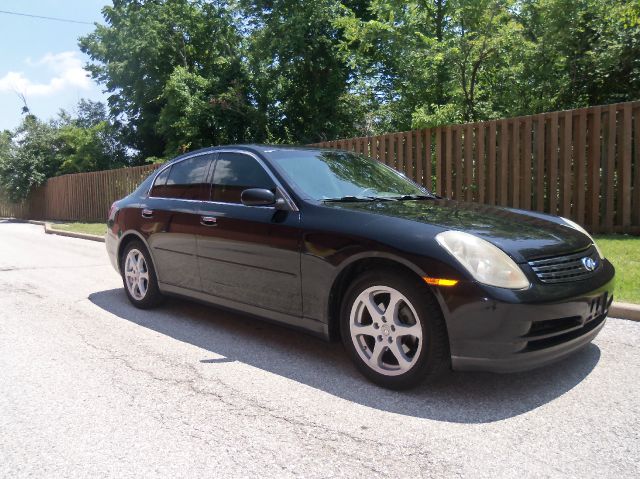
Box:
444 260 615 373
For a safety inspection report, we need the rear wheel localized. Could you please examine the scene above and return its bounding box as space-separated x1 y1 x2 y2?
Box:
340 270 449 389
121 240 163 309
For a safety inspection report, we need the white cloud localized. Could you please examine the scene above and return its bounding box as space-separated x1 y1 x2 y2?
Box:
0 51 91 97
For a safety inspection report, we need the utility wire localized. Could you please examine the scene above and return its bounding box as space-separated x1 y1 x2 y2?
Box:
0 9 93 25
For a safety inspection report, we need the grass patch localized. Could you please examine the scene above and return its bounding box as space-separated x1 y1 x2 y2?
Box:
595 235 640 304
50 222 107 237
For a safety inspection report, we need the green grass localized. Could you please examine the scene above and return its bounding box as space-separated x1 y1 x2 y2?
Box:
50 222 107 237
594 235 640 304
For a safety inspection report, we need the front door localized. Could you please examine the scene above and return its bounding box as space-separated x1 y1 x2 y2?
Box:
196 151 302 317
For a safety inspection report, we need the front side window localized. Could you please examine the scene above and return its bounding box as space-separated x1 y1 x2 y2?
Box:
211 153 276 204
150 155 212 200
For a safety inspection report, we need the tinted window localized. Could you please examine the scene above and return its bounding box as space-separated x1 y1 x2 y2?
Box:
212 153 275 204
150 155 212 200
150 167 171 197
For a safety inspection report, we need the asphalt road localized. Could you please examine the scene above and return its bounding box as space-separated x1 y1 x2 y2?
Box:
1 221 639 478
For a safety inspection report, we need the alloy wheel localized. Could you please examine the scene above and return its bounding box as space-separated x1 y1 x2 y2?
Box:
349 285 423 376
124 248 149 300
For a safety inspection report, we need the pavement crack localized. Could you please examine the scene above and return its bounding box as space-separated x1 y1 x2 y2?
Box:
74 330 448 475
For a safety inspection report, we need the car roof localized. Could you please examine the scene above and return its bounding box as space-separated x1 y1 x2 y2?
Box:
164 144 333 166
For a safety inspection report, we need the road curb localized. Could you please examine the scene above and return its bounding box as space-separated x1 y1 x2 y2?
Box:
609 302 640 322
43 222 106 243
20 219 106 243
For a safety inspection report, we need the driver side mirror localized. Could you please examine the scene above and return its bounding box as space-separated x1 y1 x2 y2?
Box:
241 188 276 207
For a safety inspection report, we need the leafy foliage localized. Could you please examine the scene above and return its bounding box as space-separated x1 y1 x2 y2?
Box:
80 0 252 158
241 0 363 143
338 0 640 128
79 0 639 144
0 101 128 201
3 0 639 201
0 116 58 202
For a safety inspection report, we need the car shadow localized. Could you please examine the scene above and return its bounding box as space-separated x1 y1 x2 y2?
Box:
89 288 601 424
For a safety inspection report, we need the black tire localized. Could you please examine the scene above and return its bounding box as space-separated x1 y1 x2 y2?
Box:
340 269 450 389
120 240 164 309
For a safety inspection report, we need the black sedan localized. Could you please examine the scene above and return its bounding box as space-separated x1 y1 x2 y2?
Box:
106 145 615 389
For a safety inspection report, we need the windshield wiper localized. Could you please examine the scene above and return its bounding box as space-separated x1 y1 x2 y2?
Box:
322 195 377 203
390 194 437 201
323 195 403 203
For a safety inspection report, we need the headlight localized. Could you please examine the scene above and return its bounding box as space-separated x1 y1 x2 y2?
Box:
560 217 604 259
435 231 529 289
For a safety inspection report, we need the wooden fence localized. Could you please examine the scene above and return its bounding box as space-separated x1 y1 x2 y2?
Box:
0 164 160 222
1 101 639 233
311 101 640 234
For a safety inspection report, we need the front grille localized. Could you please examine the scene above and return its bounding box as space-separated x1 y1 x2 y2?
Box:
528 247 599 284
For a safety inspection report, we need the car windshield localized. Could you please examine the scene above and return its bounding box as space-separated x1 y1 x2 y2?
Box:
266 149 430 201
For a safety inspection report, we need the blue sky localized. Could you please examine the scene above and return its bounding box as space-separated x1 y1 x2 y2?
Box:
0 1 110 131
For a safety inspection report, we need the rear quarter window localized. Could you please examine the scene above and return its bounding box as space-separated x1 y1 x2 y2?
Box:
150 155 212 200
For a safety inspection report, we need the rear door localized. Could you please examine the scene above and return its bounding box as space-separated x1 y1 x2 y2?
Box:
196 151 303 316
143 153 213 292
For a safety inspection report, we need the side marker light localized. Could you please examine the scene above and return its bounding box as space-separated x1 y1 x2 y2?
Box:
423 277 458 287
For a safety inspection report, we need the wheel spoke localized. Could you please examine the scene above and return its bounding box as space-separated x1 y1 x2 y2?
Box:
138 278 147 296
364 292 383 321
369 341 385 367
136 255 145 271
394 322 422 340
139 271 149 281
387 290 404 321
351 322 378 338
388 339 412 370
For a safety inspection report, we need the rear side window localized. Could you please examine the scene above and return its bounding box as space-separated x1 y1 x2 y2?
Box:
150 167 171 196
211 153 276 204
150 155 212 200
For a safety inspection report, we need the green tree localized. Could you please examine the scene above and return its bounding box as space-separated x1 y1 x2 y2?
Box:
53 99 128 174
337 1 531 129
0 116 60 201
242 0 365 143
79 0 250 158
55 122 127 174
0 100 130 201
519 0 640 112
157 65 255 154
337 0 452 131
77 0 640 149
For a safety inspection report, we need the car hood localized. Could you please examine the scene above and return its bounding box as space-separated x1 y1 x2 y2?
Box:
324 199 591 262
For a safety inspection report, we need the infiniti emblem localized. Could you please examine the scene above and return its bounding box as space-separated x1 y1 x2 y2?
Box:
581 257 597 271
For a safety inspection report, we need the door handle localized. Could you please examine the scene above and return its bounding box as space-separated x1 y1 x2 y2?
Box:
141 208 154 218
200 216 217 226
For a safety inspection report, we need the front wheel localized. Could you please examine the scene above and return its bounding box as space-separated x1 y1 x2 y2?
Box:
340 270 450 389
121 240 163 309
